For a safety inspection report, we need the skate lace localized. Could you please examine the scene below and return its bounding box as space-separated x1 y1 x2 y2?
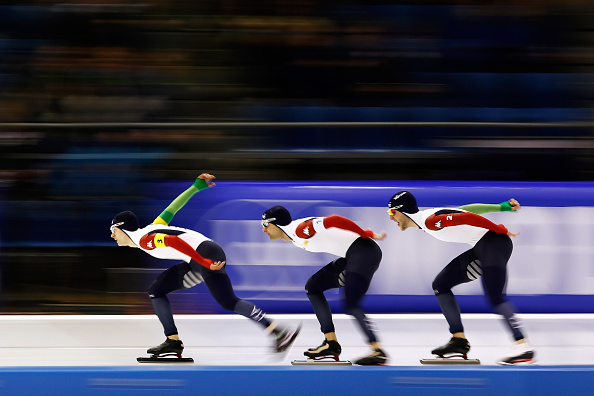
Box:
307 340 329 352
510 342 531 355
158 340 170 348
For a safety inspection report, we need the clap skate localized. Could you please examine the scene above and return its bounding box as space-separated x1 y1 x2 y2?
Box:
137 338 194 363
291 339 352 365
274 323 302 353
420 337 480 365
354 348 389 366
497 342 536 365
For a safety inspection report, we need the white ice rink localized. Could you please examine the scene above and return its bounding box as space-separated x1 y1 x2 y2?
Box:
0 313 592 367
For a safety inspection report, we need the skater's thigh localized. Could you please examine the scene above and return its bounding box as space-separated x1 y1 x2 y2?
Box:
480 265 508 306
474 232 512 268
474 233 512 304
149 262 193 297
305 259 345 294
432 250 477 292
479 250 509 305
344 238 382 280
343 272 371 307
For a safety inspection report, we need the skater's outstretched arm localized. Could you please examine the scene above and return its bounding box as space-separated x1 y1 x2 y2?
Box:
152 173 216 225
459 198 520 215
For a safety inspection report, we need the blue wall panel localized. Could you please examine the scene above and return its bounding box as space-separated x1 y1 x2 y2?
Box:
0 365 592 396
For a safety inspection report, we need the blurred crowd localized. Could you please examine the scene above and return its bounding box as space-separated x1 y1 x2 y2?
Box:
0 0 592 199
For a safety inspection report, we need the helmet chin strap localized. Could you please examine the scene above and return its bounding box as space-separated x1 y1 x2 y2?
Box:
403 211 422 229
276 223 294 241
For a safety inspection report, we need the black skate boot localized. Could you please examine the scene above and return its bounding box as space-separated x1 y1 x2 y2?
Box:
304 339 342 361
274 323 302 353
431 337 471 359
147 338 184 357
354 349 389 366
138 338 193 363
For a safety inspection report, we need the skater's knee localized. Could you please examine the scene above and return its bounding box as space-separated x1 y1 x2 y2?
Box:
305 286 322 296
432 279 450 295
148 291 166 299
305 278 323 295
342 299 360 317
218 298 238 312
305 277 314 293
214 294 239 312
148 282 166 299
343 305 358 317
487 294 505 307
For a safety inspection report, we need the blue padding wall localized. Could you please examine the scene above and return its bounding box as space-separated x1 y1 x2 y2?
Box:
0 365 592 396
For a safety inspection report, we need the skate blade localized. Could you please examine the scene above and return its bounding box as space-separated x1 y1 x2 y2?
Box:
292 358 352 366
421 357 480 365
137 356 194 363
497 358 536 366
277 323 302 353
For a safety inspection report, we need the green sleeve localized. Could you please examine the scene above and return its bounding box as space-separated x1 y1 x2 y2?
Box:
153 178 209 225
459 201 513 215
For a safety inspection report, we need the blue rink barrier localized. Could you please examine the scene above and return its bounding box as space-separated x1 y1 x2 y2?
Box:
1 365 593 396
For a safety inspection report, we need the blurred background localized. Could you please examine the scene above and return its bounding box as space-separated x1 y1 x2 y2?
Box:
0 0 592 315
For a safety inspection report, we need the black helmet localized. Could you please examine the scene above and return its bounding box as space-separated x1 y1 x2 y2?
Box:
262 205 292 227
388 191 419 214
111 211 139 232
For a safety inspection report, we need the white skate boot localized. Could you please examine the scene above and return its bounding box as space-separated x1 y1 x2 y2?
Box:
498 342 536 365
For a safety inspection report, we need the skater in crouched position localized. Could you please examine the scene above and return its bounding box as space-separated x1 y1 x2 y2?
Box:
262 205 387 365
110 173 300 360
387 192 535 365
